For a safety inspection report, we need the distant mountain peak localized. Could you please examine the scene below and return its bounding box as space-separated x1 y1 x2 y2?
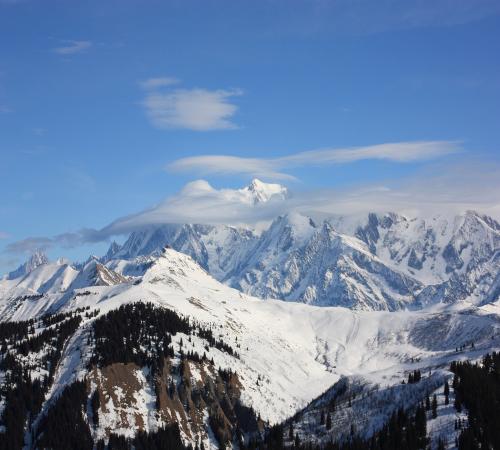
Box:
241 178 288 204
7 250 49 280
103 241 122 262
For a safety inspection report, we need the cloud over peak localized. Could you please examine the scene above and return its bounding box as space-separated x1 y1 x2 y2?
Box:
6 158 499 257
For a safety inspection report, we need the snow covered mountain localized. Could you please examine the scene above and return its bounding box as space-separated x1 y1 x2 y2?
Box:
6 249 48 280
0 180 498 446
103 207 500 310
0 247 499 448
239 178 288 204
228 213 423 310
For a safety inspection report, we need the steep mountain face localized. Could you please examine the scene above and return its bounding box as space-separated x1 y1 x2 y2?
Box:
229 215 422 310
0 248 498 449
352 212 499 283
6 250 48 280
108 224 180 261
104 208 499 311
110 223 259 281
350 211 500 307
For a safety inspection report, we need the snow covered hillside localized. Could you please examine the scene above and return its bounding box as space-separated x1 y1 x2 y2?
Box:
0 247 499 448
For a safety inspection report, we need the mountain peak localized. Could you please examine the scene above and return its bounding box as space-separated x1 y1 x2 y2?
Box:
103 241 122 262
242 178 288 204
7 250 49 280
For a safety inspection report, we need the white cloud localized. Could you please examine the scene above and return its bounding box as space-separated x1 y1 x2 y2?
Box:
168 141 460 179
52 40 92 55
140 77 179 90
140 76 242 131
143 88 242 131
169 155 296 180
0 231 9 239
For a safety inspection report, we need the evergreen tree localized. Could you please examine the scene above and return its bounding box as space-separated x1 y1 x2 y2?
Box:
444 380 450 405
35 381 92 450
451 353 500 450
432 394 438 419
414 404 427 448
91 390 100 426
326 412 332 430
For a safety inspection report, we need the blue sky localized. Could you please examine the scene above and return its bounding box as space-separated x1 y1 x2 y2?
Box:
1 0 500 272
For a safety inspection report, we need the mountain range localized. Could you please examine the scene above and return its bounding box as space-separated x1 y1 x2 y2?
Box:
98 181 500 311
0 179 499 449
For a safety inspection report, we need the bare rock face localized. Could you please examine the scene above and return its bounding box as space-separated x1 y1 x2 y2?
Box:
70 260 128 290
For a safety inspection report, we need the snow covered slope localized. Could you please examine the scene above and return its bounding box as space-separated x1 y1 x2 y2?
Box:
0 259 79 312
2 249 500 421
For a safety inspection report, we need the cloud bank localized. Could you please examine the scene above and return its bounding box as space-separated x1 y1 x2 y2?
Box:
5 157 499 256
168 141 461 180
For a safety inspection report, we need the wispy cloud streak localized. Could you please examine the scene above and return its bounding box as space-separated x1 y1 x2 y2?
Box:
140 77 179 90
52 40 92 55
168 141 461 180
